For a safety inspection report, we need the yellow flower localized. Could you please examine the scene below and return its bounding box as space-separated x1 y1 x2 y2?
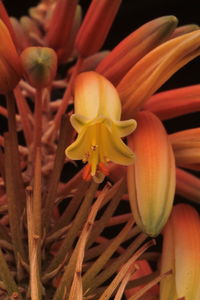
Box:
65 71 136 180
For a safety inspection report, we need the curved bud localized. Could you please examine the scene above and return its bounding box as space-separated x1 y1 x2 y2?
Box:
45 0 78 52
20 16 42 42
96 16 178 85
75 0 121 57
20 46 57 88
160 204 200 300
0 20 22 93
144 85 200 120
127 111 176 236
117 30 200 119
169 24 199 39
169 128 200 170
10 17 30 52
176 168 200 204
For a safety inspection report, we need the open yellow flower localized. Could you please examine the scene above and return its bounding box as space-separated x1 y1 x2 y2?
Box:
65 71 136 180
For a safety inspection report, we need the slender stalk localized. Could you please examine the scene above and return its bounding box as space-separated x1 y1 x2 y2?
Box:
43 56 83 142
44 181 98 275
26 187 42 300
0 248 23 299
53 187 107 300
98 240 155 300
128 270 171 300
33 88 43 152
33 147 42 267
83 219 135 292
54 56 83 130
43 116 73 233
14 85 33 146
4 92 26 274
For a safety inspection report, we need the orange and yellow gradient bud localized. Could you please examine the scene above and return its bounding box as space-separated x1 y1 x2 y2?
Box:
65 71 136 181
160 204 200 300
0 20 22 93
127 111 176 236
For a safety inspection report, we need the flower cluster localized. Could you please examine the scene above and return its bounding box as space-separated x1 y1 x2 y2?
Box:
0 0 199 299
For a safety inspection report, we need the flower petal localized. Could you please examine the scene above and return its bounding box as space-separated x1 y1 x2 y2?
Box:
65 127 89 160
112 119 137 137
70 114 90 132
101 125 135 165
74 71 122 120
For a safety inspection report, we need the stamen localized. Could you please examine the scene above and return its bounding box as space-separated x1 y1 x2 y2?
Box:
91 145 98 151
82 164 92 181
99 162 109 176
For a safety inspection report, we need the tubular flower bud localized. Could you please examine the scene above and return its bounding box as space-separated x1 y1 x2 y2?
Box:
75 0 121 57
96 16 178 85
10 17 30 52
65 71 136 180
117 30 200 119
20 46 57 88
176 168 200 204
127 111 176 237
160 204 200 300
45 0 78 54
20 16 42 42
0 20 22 93
169 128 200 170
144 84 200 120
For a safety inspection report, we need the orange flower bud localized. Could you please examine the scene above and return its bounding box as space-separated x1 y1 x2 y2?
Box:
127 111 176 236
10 17 30 52
45 0 78 53
169 128 200 170
117 30 200 119
20 16 42 43
96 16 178 85
75 0 121 57
144 85 200 120
160 204 200 300
176 168 200 204
0 20 22 93
20 46 57 88
169 24 199 39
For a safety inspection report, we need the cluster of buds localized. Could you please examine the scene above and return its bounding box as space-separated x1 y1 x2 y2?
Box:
0 0 199 299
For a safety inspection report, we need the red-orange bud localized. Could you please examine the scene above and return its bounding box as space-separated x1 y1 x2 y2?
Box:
75 0 121 57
